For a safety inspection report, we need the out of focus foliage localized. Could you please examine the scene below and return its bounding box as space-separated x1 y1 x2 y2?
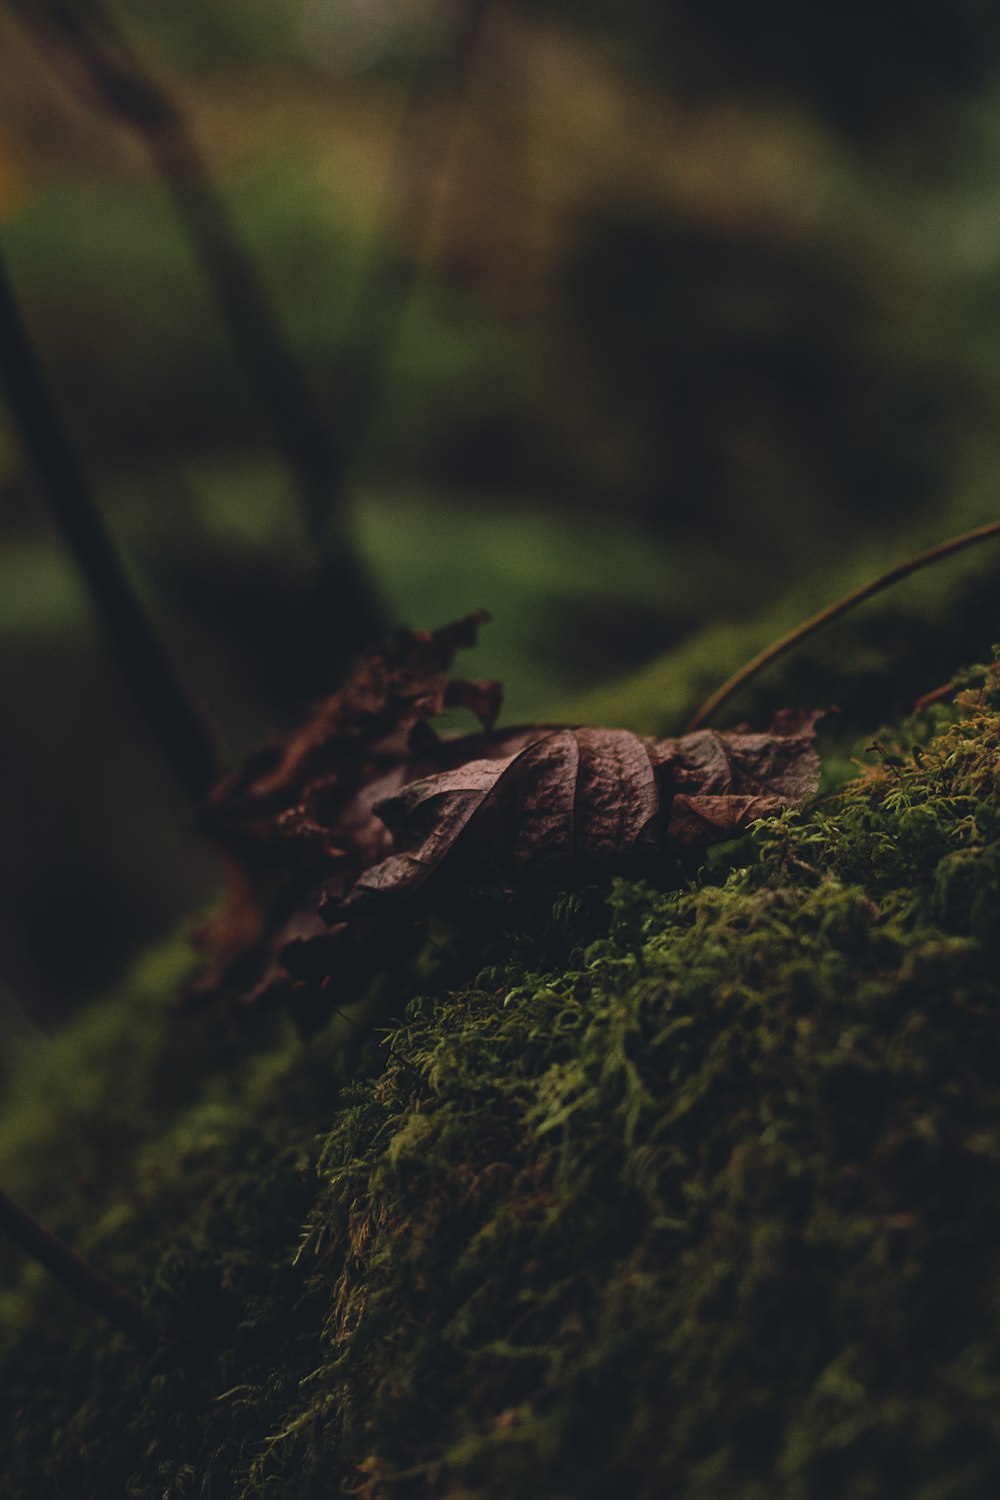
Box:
1 0 1000 1003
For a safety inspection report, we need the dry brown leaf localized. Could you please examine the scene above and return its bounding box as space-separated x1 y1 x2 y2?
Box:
192 617 821 1033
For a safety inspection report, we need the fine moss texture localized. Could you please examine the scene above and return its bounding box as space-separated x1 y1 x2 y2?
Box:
3 663 1000 1498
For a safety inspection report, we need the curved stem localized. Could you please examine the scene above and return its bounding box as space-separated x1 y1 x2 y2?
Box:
687 519 1000 731
5 0 382 650
0 1186 155 1348
0 246 220 802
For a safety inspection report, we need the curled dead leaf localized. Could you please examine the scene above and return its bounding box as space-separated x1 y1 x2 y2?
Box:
192 616 822 1033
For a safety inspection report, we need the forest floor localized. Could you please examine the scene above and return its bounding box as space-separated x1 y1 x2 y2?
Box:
2 650 1000 1498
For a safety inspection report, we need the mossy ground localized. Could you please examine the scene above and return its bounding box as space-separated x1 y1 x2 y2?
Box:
4 664 1000 1497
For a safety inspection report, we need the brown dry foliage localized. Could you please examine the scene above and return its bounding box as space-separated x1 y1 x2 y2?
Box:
193 615 821 1033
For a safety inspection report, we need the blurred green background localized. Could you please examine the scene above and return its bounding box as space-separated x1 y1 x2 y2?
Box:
3 0 1000 1030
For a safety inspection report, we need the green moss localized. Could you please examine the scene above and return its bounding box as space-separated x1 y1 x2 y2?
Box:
5 665 1000 1497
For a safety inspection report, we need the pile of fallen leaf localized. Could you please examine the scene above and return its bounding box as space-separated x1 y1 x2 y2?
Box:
195 615 821 1033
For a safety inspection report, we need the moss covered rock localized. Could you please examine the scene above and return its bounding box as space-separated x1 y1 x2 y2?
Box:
3 665 1000 1497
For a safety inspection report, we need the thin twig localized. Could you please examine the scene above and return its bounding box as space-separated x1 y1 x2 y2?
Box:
912 681 958 714
0 246 219 801
687 519 1000 731
5 0 381 649
0 1186 155 1347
